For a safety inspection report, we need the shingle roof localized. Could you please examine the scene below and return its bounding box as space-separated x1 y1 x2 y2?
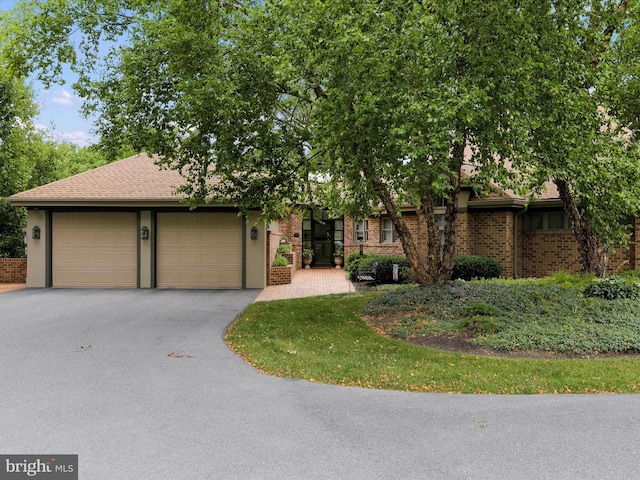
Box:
8 153 189 206
8 151 561 208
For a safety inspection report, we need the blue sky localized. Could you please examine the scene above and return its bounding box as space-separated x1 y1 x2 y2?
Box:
1 0 97 147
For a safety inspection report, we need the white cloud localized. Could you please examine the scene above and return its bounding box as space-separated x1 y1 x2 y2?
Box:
58 130 92 147
51 89 75 107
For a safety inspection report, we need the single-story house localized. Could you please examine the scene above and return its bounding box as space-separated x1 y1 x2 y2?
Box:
8 153 640 288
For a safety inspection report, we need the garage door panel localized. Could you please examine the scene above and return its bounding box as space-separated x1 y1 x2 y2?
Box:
53 212 137 288
156 212 242 289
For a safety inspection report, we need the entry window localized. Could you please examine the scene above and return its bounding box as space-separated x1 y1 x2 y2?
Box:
355 220 369 242
380 218 396 243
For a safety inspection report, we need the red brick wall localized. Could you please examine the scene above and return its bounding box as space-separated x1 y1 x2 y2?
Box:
466 211 515 278
269 266 292 285
277 209 640 280
520 228 581 277
0 258 27 283
267 231 297 286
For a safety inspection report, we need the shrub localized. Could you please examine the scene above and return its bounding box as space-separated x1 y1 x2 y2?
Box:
583 276 640 300
452 255 503 281
619 269 640 284
271 254 289 267
455 316 503 335
346 253 412 284
277 243 292 254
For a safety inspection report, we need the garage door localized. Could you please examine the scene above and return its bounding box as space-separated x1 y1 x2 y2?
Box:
156 212 242 288
52 212 138 287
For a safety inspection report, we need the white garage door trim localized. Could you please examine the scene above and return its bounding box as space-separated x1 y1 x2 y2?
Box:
155 212 243 289
52 212 138 288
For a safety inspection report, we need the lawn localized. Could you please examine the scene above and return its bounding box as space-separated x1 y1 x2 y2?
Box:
225 279 640 394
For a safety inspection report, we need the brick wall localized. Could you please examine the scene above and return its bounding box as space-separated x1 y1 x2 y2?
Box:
0 258 27 283
269 265 293 285
277 208 640 280
267 231 297 286
467 211 515 278
521 228 581 277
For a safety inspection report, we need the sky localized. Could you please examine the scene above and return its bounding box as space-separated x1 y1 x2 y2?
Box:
1 0 98 147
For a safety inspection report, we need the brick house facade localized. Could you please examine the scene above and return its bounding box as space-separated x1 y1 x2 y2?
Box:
273 190 640 279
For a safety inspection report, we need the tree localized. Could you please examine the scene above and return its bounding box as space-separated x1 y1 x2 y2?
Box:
0 73 38 257
4 0 640 280
510 0 640 277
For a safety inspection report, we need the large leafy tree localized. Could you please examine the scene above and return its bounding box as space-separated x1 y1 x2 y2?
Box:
0 73 38 257
4 0 640 280
514 0 640 277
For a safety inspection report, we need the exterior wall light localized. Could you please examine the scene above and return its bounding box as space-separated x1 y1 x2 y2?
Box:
32 226 41 239
140 226 149 240
250 226 258 240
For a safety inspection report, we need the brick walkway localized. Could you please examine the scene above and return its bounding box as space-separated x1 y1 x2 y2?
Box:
0 270 354 300
255 268 355 302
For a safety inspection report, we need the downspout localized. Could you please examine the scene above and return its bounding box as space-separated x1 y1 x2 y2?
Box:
513 204 528 279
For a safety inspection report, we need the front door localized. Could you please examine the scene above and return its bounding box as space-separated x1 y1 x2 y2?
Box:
302 209 344 267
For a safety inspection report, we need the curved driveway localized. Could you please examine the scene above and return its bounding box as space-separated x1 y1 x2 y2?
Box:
1 289 639 479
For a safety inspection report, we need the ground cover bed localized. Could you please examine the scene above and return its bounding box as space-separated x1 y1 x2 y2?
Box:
226 276 640 393
363 277 640 358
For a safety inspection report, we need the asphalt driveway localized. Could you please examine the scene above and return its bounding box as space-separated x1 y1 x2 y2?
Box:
1 289 639 479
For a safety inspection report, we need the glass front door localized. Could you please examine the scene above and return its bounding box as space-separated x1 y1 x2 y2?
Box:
302 209 344 267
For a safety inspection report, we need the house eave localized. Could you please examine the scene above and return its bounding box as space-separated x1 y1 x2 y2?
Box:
7 198 235 209
467 198 529 209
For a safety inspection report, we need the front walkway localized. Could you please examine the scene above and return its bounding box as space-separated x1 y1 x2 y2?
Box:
255 268 354 302
0 270 353 300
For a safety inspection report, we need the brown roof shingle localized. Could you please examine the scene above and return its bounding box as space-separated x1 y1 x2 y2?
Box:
8 153 189 206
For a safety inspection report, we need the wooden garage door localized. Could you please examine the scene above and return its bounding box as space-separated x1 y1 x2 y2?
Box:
52 212 137 287
156 212 242 288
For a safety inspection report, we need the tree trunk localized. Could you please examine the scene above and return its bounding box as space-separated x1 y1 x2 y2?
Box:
360 159 432 285
437 139 465 283
555 179 608 277
420 197 443 284
377 188 432 286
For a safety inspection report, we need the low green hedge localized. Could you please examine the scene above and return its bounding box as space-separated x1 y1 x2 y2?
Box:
452 255 503 280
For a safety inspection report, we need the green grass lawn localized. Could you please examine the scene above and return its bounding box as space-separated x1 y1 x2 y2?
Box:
225 287 640 394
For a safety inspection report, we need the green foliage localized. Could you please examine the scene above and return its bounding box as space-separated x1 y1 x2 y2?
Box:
583 276 640 300
271 254 289 267
276 243 291 254
227 293 640 393
537 271 596 290
363 278 640 356
455 316 503 336
346 254 411 284
619 269 640 284
0 200 26 258
452 256 503 281
5 0 640 281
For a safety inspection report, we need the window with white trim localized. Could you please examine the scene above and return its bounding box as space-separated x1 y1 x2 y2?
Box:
355 220 369 242
380 218 397 243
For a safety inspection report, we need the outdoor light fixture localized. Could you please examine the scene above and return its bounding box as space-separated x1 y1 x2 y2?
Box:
250 226 258 240
140 226 149 240
32 226 41 239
